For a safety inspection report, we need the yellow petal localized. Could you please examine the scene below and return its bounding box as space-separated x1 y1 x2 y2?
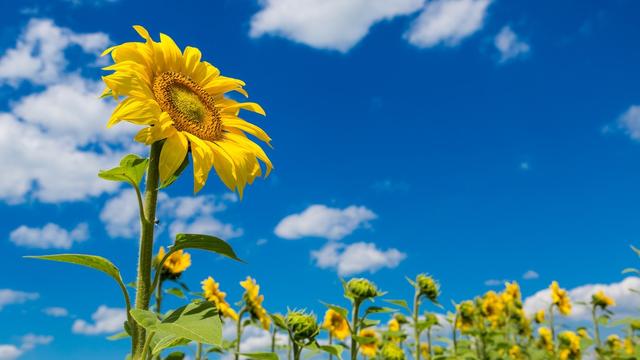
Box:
159 132 188 183
183 133 213 193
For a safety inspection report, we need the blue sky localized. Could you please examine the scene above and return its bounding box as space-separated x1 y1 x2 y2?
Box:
1 0 640 358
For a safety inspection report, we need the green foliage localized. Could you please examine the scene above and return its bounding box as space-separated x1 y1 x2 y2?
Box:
238 352 279 360
172 233 243 262
98 154 148 187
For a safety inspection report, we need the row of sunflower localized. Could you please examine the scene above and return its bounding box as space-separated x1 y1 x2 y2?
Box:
150 247 639 360
24 25 640 360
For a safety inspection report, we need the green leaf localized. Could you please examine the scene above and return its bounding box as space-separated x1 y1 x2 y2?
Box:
363 306 395 316
149 331 191 356
107 331 129 341
360 318 379 329
384 299 410 312
164 351 186 360
238 352 279 360
99 154 148 187
158 301 222 345
172 233 243 262
316 344 343 360
353 336 376 345
321 302 349 320
130 309 160 329
165 287 186 299
270 313 287 330
160 156 189 189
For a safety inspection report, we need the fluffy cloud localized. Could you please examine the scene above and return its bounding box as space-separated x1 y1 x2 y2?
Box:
0 346 22 360
618 105 640 141
522 270 539 280
311 241 406 276
0 289 39 310
72 305 126 335
275 204 377 241
494 26 530 63
9 223 88 249
523 277 640 322
0 334 51 360
100 189 242 240
0 18 108 86
250 0 424 52
43 307 69 317
405 0 492 48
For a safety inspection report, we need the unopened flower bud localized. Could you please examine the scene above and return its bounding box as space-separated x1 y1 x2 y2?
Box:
286 311 319 342
346 278 379 303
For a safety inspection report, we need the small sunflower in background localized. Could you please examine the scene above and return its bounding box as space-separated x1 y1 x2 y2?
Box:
201 276 238 321
592 290 615 309
358 328 378 358
550 281 572 316
102 26 272 196
240 276 271 330
155 246 191 280
322 309 349 341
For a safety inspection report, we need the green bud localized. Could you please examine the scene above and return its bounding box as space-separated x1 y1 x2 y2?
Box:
394 313 409 325
381 343 405 360
416 274 439 302
433 345 445 355
346 278 379 302
286 310 319 342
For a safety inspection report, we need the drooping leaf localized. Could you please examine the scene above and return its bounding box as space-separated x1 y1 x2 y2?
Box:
384 299 410 312
363 306 395 317
165 287 186 299
238 352 279 360
172 233 243 262
99 154 148 187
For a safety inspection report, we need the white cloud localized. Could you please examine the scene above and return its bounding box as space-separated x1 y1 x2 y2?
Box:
405 0 492 48
618 105 640 141
522 270 539 280
0 289 39 310
311 241 406 276
484 279 506 286
10 223 88 249
523 277 640 322
0 18 108 86
275 204 377 241
72 305 126 335
100 190 241 240
494 26 530 63
0 346 22 360
43 307 69 317
250 0 424 52
222 322 287 360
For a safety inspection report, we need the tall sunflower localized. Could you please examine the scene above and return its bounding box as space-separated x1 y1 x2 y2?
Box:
102 26 272 195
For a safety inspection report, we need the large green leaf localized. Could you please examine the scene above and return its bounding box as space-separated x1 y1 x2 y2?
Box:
164 351 186 360
363 306 395 317
238 352 279 360
384 299 410 312
165 287 186 299
99 154 149 187
172 234 243 262
149 331 191 356
309 343 343 360
131 301 222 346
25 254 127 290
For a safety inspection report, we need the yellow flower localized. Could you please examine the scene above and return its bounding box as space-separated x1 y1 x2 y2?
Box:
607 334 623 352
534 309 545 324
102 26 272 196
481 291 505 327
625 337 635 355
502 282 522 305
508 345 522 359
592 290 615 309
358 328 378 358
156 246 191 275
201 276 238 320
240 276 270 330
388 318 400 332
558 331 581 360
322 309 349 340
456 301 475 333
538 327 554 353
550 281 572 316
577 328 590 339
419 343 429 359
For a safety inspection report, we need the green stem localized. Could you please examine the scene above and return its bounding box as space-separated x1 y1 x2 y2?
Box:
140 330 155 360
235 309 247 360
413 290 421 360
592 305 601 350
196 342 203 360
155 279 164 314
350 301 361 360
271 327 277 353
427 328 432 360
132 141 163 359
328 334 333 360
452 311 458 357
292 341 301 360
548 304 556 355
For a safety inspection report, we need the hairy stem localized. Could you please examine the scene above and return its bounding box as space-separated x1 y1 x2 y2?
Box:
413 290 421 360
132 141 162 359
350 301 361 360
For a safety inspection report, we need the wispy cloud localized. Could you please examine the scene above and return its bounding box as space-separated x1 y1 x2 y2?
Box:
0 289 39 311
494 26 530 63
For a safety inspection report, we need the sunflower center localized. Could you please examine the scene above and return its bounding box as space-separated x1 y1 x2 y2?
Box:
153 71 222 141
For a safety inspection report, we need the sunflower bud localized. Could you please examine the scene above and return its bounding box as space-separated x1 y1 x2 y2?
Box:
346 278 379 303
394 313 409 325
286 311 319 342
591 290 615 309
416 274 439 302
381 343 405 360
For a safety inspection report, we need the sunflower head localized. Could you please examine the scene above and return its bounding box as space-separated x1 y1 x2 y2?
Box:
558 331 581 360
480 291 505 328
456 300 476 333
534 309 545 324
415 274 439 302
502 282 522 306
607 334 623 352
201 276 238 321
508 345 523 360
592 290 615 309
358 328 378 358
381 342 405 360
419 343 429 359
538 327 554 353
155 246 191 279
240 276 270 330
345 278 380 303
550 281 572 316
102 26 272 196
321 309 350 340
286 310 319 342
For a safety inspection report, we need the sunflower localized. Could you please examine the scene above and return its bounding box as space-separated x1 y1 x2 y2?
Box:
502 282 522 306
480 291 505 328
592 290 615 309
419 343 429 359
558 331 581 360
322 309 350 340
201 276 238 321
358 328 378 358
534 309 545 324
240 276 271 330
155 246 190 278
550 281 572 316
102 26 272 196
538 327 554 353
